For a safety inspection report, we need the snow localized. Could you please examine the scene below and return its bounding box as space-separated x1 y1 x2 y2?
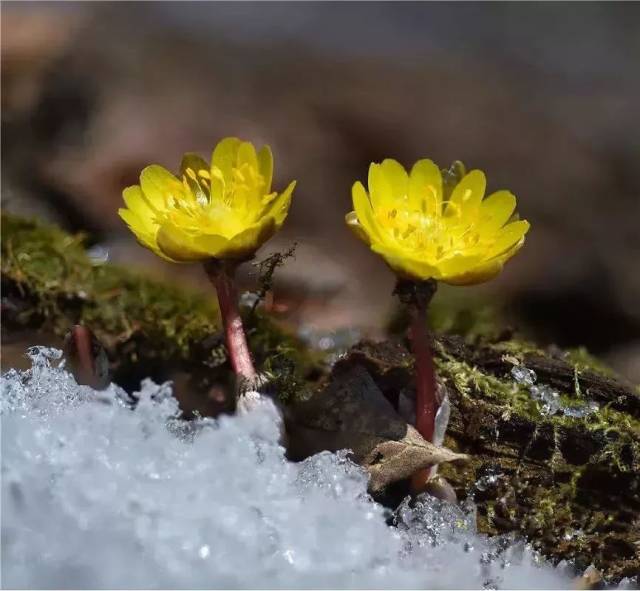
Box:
1 347 578 589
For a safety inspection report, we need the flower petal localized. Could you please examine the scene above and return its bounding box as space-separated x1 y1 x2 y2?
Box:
140 165 184 210
441 259 504 286
122 186 154 219
180 153 208 177
119 204 176 262
237 141 258 172
121 186 158 240
352 181 382 244
486 220 530 258
156 224 218 262
211 137 241 178
121 186 179 261
210 137 242 200
496 235 526 261
257 145 273 193
217 217 277 260
371 242 439 281
409 159 443 215
368 163 392 211
442 236 526 286
380 159 409 206
262 180 295 227
119 208 157 251
445 169 486 222
434 253 485 280
477 190 517 235
345 211 371 245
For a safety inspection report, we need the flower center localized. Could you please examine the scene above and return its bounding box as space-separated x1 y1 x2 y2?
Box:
157 164 274 238
377 203 481 261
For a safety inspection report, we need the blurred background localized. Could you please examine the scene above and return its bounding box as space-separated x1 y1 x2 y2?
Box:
2 1 639 381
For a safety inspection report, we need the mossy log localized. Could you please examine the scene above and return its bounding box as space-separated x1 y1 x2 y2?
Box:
1 214 313 401
334 339 639 580
2 213 639 581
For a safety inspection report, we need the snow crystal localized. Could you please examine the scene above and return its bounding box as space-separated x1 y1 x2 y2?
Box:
511 365 537 387
1 347 576 589
511 364 600 419
530 383 562 416
562 401 600 419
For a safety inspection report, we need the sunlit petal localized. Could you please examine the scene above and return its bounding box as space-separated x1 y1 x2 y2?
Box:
409 159 443 215
352 181 383 243
140 165 184 210
445 169 486 222
477 190 517 235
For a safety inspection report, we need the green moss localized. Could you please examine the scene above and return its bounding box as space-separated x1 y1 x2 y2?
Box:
435 343 542 419
2 213 322 402
246 311 321 403
489 339 546 358
433 341 639 475
2 213 221 363
564 346 618 378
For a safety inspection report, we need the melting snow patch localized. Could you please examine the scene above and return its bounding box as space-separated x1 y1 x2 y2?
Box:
1 347 576 589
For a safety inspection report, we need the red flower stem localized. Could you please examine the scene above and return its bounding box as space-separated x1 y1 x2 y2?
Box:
394 279 439 492
409 303 437 444
205 261 256 384
73 325 97 386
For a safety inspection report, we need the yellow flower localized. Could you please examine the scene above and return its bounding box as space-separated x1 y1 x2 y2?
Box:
346 159 530 285
119 137 296 262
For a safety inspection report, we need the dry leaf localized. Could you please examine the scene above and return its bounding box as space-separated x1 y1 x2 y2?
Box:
287 367 467 492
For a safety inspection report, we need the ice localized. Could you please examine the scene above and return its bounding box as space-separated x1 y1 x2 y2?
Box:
510 365 537 387
1 348 577 589
562 401 599 419
511 364 600 419
473 468 504 494
86 244 110 265
529 384 562 416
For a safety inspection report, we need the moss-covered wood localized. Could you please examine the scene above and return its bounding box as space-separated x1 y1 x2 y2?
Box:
3 213 639 581
334 338 639 580
1 213 315 399
2 214 221 363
